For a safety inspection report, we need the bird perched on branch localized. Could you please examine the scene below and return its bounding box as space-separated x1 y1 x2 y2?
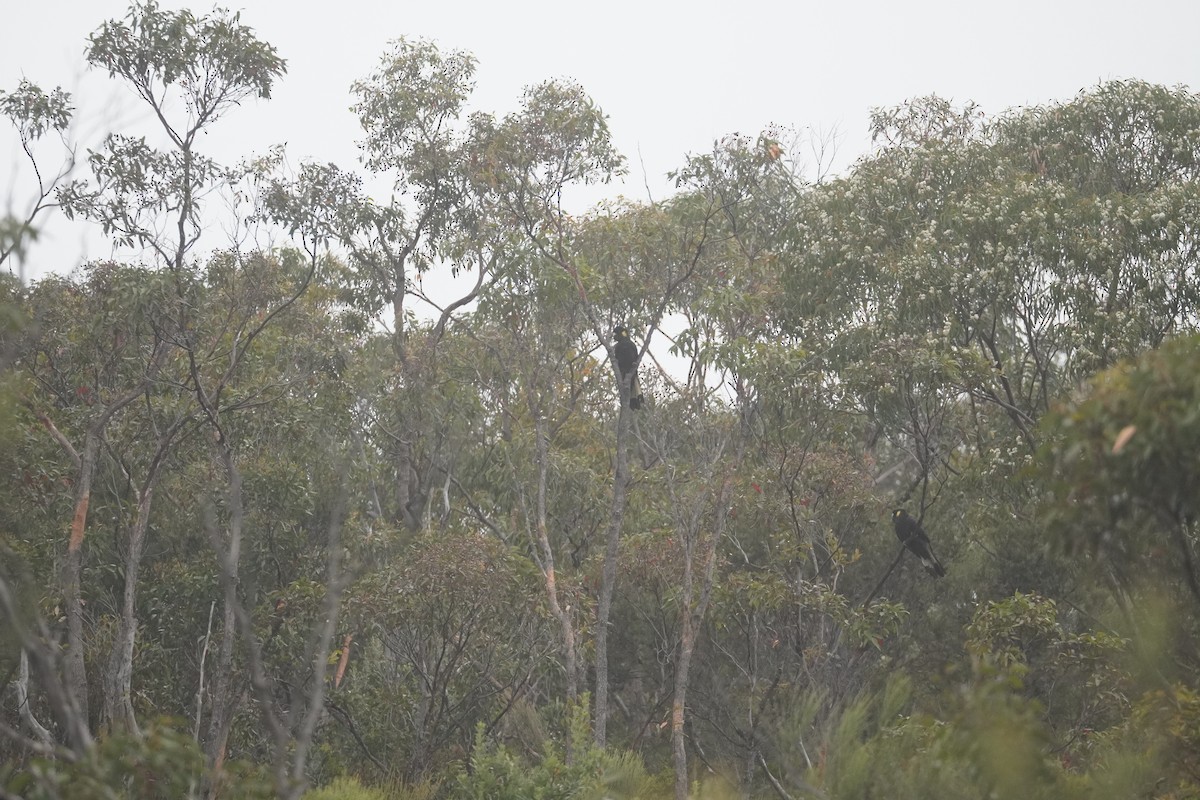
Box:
613 325 644 410
892 509 946 577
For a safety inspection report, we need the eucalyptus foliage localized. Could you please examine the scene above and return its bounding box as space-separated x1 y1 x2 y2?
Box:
4 5 1200 799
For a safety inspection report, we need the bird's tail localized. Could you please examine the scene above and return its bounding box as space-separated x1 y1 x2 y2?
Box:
629 372 643 410
923 555 947 578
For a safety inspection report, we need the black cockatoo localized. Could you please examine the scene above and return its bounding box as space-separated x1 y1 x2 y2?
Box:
892 509 946 577
613 325 644 410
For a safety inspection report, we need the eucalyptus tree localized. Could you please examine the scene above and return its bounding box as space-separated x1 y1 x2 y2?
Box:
0 80 75 281
1 263 159 754
652 133 904 795
2 248 358 793
792 82 1200 454
749 84 1200 786
183 249 360 799
461 81 625 742
450 249 603 706
63 1 285 268
778 83 1200 578
467 90 797 745
32 0 293 764
991 80 1200 371
261 38 498 534
13 263 180 740
444 195 718 736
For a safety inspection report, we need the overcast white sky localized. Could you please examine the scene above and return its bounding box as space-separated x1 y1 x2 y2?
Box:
3 0 1199 283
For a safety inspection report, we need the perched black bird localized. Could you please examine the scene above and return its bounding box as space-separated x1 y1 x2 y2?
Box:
613 325 644 410
892 509 946 577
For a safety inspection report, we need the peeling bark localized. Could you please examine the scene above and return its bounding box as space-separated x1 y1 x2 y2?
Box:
63 431 100 727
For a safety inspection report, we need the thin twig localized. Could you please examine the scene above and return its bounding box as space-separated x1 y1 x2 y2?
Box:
861 545 907 609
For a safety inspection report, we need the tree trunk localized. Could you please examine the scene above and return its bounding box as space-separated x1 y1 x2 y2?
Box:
594 400 633 747
533 415 579 703
672 608 696 800
0 579 92 755
203 569 240 775
14 650 54 746
102 482 157 734
671 489 705 800
395 437 421 530
63 431 101 732
53 346 169 740
672 450 743 800
281 487 347 797
103 420 185 734
203 445 245 785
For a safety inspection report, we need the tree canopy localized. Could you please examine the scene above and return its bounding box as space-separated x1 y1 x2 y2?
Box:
3 5 1200 800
